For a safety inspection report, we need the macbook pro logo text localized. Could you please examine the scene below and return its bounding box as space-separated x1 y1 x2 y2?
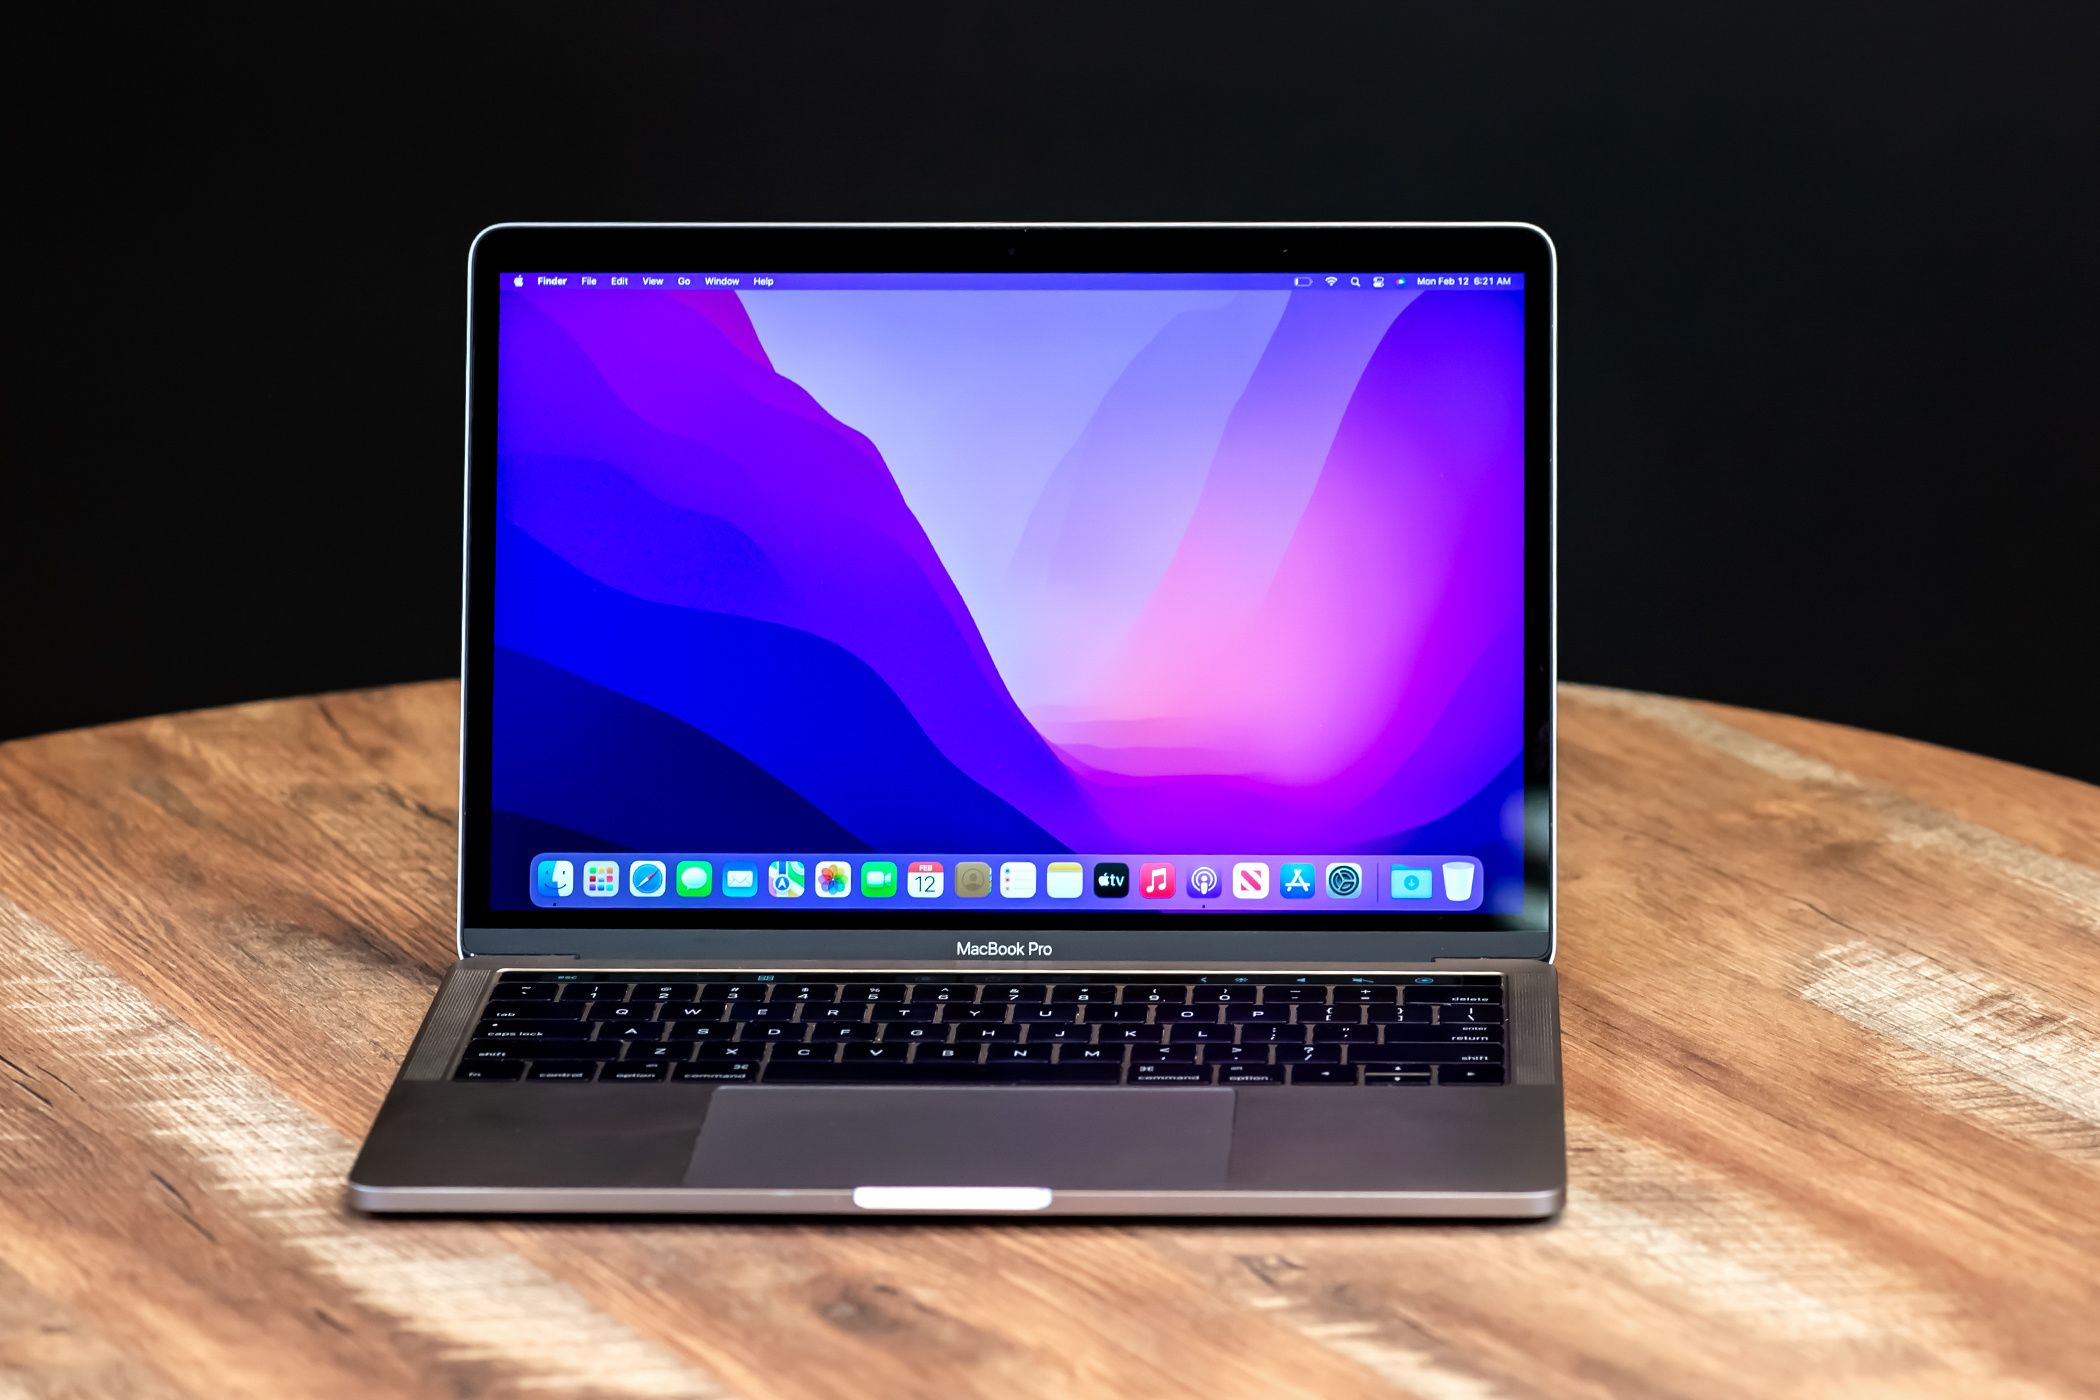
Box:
955 940 1055 957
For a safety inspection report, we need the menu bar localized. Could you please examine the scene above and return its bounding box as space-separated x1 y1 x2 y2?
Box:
503 272 1524 292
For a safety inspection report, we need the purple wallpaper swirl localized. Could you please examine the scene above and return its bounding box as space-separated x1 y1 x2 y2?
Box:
489 280 1527 910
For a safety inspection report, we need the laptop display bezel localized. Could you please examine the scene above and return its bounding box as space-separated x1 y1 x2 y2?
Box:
456 223 1555 964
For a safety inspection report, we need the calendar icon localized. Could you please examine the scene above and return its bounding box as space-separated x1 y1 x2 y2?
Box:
583 860 619 896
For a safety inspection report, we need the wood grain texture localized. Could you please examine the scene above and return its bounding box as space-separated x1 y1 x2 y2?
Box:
2 681 2096 1399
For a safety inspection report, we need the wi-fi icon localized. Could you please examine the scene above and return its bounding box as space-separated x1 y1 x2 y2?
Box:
1324 275 1338 286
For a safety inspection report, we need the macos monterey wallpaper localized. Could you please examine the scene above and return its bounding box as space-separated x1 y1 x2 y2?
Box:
489 278 1527 912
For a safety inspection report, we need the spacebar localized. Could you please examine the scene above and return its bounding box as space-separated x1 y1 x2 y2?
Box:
761 1061 1123 1086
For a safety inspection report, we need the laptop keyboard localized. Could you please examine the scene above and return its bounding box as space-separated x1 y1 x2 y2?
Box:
452 972 1506 1087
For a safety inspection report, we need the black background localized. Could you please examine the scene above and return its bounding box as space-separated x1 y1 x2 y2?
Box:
11 3 2098 781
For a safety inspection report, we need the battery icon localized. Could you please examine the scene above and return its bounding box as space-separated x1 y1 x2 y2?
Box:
1292 275 1314 287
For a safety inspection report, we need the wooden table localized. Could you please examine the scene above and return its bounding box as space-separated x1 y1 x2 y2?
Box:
2 682 2096 1399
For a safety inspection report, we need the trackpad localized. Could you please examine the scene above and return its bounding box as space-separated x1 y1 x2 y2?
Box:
685 1088 1234 1190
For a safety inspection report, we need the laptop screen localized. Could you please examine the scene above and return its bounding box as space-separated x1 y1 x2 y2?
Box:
484 258 1537 930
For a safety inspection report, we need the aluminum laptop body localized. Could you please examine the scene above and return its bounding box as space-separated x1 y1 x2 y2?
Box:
349 222 1564 1217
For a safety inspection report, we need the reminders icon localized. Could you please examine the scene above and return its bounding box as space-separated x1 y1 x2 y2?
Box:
1046 861 1084 898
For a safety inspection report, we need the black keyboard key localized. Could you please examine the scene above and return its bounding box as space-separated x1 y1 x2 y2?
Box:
1144 1045 1199 1064
762 1061 1118 1085
1403 987 1503 1005
582 1003 659 1024
1437 1005 1505 1024
943 1005 1011 1025
1023 1023 1085 1042
771 1043 839 1064
1440 1065 1507 1085
1332 983 1401 1003
1058 1046 1123 1065
1351 1044 1504 1065
987 984 1049 1004
700 982 772 1002
527 1060 599 1082
1199 1044 1272 1064
665 1021 739 1043
841 1043 911 1062
741 1023 812 1043
622 1042 691 1062
1083 1005 1152 1024
871 1005 937 1023
804 1004 869 1024
908 983 978 1004
473 1020 594 1040
1193 985 1258 1004
986 1045 1055 1063
814 1022 881 1042
599 1023 663 1042
1125 984 1188 1004
1132 1064 1212 1084
883 1023 950 1044
673 1061 757 1082
770 982 839 1002
480 1002 588 1022
1310 1023 1378 1043
726 1002 796 1021
1290 1065 1357 1085
487 982 556 1000
1281 1043 1344 1063
454 1059 526 1080
955 1024 1021 1043
604 1063 668 1082
1381 1025 1500 1044
1160 1006 1225 1025
1224 1005 1291 1025
840 983 908 1003
1366 1003 1436 1023
1365 1070 1433 1085
1295 1004 1365 1024
1261 983 1331 1004
1238 1023 1309 1044
562 982 633 1002
1049 985 1118 1004
912 1045 980 1064
1166 1024 1232 1043
1098 1026 1164 1046
695 1042 761 1061
1219 1066 1284 1085
486 1038 617 1061
628 981 703 1002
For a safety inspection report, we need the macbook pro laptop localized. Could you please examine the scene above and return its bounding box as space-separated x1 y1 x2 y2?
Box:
348 221 1563 1217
